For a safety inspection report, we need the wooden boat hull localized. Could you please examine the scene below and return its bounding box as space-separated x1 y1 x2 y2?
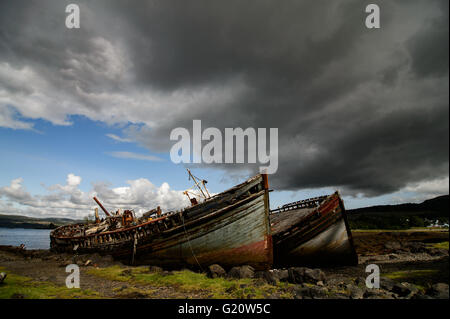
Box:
128 192 272 270
270 192 358 267
50 175 273 270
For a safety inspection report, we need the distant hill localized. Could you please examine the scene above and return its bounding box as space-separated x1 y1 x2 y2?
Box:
0 214 83 229
347 195 449 230
0 195 448 230
348 195 449 217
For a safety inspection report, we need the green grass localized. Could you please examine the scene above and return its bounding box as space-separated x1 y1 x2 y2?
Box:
427 241 449 250
352 228 449 233
384 269 439 280
0 267 101 299
383 269 443 292
87 266 293 299
384 269 440 291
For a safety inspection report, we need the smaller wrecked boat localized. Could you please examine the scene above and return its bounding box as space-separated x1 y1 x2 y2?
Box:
270 192 358 267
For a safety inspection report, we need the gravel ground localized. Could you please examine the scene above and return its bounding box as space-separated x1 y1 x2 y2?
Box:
0 230 448 299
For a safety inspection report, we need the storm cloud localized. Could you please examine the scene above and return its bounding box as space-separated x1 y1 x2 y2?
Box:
0 0 448 197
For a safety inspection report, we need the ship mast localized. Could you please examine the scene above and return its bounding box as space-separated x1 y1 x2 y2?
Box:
183 169 211 205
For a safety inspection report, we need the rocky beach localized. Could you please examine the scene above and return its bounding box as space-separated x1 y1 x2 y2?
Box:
0 229 448 299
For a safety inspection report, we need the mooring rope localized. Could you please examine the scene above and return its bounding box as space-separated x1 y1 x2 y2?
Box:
181 215 203 272
131 231 137 265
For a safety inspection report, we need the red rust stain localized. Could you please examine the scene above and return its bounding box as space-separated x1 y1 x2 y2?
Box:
186 235 273 270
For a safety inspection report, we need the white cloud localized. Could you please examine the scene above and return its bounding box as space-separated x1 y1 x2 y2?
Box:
0 174 190 219
0 62 75 126
107 151 163 162
0 105 34 130
67 174 82 187
106 133 133 143
403 176 449 197
385 176 449 204
0 178 32 202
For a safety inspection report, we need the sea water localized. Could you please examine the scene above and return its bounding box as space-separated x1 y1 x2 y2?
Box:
0 227 51 249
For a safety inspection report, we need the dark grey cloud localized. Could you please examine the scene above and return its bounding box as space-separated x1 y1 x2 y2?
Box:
0 0 448 197
407 0 448 78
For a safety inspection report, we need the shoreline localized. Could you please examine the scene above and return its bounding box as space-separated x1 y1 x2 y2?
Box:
0 229 448 299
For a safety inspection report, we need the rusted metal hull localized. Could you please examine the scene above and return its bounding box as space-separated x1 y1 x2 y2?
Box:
50 175 273 270
270 192 358 267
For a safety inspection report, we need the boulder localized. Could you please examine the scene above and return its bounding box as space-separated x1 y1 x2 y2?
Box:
427 283 449 299
287 267 326 284
348 285 365 299
206 264 226 278
392 282 419 298
294 285 328 299
308 286 329 299
287 267 305 284
121 291 148 299
273 269 289 282
0 272 6 284
363 289 394 299
227 265 255 279
380 277 396 291
293 286 311 299
304 268 326 283
148 265 163 273
354 276 367 286
254 271 278 285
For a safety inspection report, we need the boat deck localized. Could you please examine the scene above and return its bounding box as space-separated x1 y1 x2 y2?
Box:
270 208 316 234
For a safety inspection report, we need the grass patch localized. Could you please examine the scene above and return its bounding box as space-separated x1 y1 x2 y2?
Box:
352 229 449 233
0 267 101 299
87 266 293 299
384 269 440 289
427 241 449 250
385 269 439 280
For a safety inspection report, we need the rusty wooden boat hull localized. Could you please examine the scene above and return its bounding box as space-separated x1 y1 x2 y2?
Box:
50 174 273 270
270 192 358 267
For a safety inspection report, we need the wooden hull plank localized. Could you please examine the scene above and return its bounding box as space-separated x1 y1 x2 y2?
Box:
50 174 272 270
271 192 358 267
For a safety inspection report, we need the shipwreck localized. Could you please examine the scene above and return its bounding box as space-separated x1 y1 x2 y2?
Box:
50 171 357 269
50 171 273 270
270 192 358 267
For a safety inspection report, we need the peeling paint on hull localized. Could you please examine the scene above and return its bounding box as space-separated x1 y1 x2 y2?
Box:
285 219 357 266
271 192 358 267
126 192 272 270
50 174 273 270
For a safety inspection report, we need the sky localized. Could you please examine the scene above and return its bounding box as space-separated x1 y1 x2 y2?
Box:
0 0 448 219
